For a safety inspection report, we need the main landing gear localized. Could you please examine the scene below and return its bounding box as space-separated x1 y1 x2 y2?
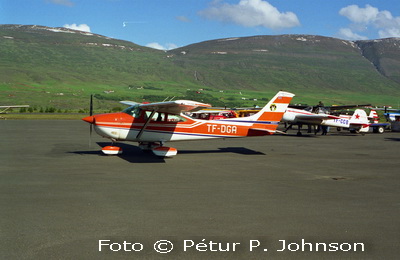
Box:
139 142 178 158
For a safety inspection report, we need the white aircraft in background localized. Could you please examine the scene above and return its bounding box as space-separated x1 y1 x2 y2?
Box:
282 107 371 135
0 105 29 119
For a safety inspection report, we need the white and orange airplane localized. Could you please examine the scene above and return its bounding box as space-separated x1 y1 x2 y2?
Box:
82 91 295 157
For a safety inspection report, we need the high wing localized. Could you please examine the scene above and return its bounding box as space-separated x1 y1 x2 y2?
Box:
0 105 29 114
0 105 29 108
120 101 139 106
294 114 340 124
296 114 340 120
121 100 211 114
329 104 371 110
289 104 371 111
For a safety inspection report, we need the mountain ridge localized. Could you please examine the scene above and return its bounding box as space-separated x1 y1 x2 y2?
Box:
1 24 399 109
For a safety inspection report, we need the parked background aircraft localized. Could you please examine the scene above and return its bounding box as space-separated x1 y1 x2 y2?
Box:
82 91 294 157
0 105 29 119
0 105 29 113
282 107 371 135
373 106 400 132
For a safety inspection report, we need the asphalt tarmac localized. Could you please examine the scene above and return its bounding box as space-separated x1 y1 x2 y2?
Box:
1 120 399 259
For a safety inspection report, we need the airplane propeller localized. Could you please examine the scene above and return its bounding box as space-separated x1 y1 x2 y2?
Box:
90 94 93 116
88 94 94 146
89 94 93 135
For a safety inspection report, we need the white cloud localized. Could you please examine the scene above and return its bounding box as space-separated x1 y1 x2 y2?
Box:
337 28 368 41
339 4 379 24
146 42 178 50
176 16 191 23
339 4 400 39
379 27 400 38
198 0 300 29
63 23 91 32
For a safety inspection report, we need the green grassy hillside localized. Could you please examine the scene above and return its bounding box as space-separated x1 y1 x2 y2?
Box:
169 35 400 105
1 25 399 112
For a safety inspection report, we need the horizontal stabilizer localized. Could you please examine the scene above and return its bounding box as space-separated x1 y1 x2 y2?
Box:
248 128 275 135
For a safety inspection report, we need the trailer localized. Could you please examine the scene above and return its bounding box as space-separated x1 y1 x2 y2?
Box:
370 123 390 133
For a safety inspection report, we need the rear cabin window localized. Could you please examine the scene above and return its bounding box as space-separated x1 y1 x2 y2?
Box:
167 114 186 122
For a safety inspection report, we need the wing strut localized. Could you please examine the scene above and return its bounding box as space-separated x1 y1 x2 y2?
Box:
136 110 156 140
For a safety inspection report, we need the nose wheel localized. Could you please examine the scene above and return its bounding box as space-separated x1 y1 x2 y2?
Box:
102 139 123 155
102 145 123 155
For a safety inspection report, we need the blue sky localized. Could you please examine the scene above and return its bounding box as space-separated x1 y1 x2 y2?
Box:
1 0 399 50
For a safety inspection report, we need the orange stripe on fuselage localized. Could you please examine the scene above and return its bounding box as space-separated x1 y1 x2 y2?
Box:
258 111 284 121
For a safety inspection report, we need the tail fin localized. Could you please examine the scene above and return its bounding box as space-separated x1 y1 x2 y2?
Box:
350 109 370 132
235 91 295 134
247 91 295 122
368 109 379 123
350 109 369 124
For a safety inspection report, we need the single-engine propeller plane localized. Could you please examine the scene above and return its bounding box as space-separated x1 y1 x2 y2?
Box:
82 91 295 157
282 107 371 135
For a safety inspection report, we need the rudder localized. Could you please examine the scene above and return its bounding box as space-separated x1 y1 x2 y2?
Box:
245 91 295 133
250 91 295 122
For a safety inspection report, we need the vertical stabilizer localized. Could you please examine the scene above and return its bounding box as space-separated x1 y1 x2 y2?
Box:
368 109 379 123
247 91 295 122
350 109 369 124
350 109 370 132
232 91 295 133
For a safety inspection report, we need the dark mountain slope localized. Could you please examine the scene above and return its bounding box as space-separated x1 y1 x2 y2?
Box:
357 38 400 84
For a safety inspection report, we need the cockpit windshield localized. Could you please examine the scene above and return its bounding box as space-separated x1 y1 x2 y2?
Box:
304 106 313 112
314 107 329 114
122 105 141 117
304 106 329 114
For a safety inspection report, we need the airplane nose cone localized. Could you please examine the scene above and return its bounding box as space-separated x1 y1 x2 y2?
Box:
82 115 95 124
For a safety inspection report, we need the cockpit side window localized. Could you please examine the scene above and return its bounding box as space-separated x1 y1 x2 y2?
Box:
144 111 166 122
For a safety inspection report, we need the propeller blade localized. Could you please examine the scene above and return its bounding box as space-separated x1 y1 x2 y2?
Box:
90 94 93 116
89 94 93 147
